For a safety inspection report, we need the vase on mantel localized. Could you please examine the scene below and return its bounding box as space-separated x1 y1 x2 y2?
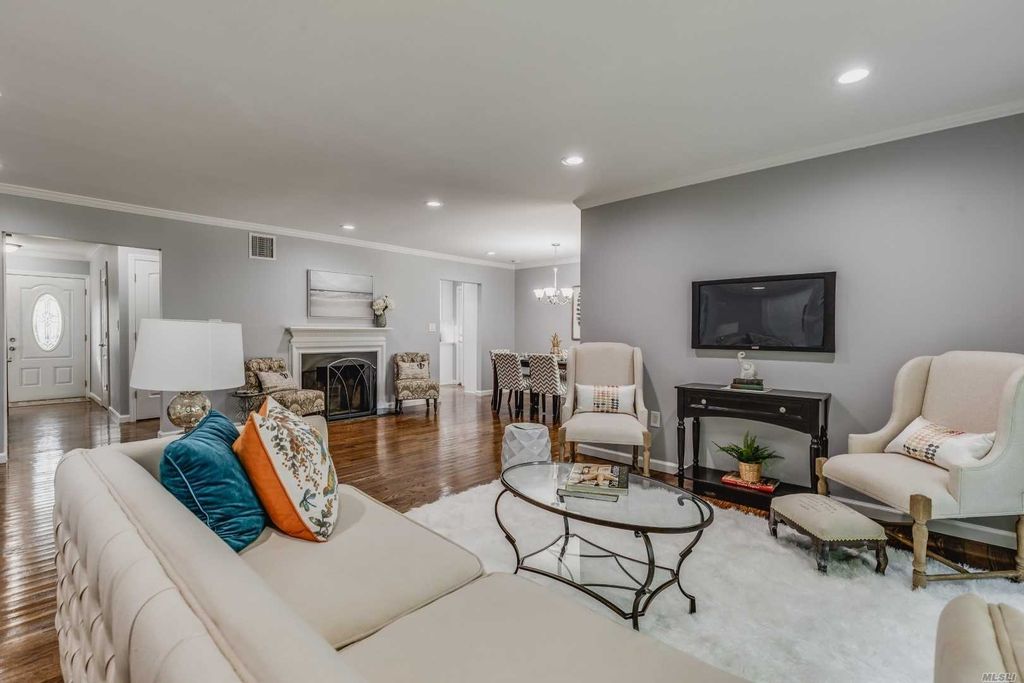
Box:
373 312 387 328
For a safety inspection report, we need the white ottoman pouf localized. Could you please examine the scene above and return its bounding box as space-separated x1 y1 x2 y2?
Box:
769 493 888 574
501 423 551 470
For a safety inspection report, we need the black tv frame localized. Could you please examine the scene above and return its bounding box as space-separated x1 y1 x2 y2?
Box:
691 271 836 353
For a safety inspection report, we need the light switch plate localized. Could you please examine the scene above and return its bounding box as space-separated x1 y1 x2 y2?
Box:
650 411 661 428
427 322 437 333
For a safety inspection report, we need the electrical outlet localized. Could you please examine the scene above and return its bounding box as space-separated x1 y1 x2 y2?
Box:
427 322 437 333
650 411 661 428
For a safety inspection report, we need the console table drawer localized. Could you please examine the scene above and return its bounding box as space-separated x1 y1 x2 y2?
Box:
685 391 810 423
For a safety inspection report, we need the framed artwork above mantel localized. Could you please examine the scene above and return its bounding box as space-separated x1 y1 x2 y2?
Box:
307 270 374 322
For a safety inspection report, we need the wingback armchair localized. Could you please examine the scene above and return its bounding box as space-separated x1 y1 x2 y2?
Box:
557 342 651 475
243 357 325 417
393 352 440 415
819 351 1024 588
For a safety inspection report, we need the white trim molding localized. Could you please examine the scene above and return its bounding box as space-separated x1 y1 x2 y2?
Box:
0 183 515 270
287 326 390 413
0 451 6 464
107 406 131 423
576 444 676 475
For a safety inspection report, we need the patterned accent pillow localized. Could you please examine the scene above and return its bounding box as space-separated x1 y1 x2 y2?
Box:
397 361 430 380
575 384 636 415
884 416 994 470
257 370 299 393
233 396 338 541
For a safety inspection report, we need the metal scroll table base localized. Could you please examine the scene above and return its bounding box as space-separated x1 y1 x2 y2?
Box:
494 489 705 630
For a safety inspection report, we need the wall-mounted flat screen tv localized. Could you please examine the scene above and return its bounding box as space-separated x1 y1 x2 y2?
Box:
692 272 836 352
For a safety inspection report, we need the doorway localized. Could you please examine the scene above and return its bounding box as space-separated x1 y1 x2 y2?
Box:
3 233 162 463
438 280 480 393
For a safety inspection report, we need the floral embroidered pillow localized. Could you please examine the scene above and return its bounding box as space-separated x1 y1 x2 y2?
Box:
233 396 338 541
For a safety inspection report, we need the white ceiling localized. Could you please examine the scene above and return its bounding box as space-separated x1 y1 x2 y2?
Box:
0 1 1023 266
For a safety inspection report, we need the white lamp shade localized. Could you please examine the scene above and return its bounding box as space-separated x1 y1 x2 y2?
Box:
130 319 245 392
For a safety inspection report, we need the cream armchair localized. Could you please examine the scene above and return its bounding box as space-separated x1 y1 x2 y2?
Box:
557 342 651 475
818 351 1024 588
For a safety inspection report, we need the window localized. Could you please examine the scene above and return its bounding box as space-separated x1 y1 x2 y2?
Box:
32 294 63 351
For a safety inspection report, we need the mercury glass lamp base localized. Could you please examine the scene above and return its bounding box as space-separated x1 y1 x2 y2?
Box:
167 391 212 432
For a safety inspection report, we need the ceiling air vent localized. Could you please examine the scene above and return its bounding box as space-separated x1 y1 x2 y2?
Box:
249 233 276 260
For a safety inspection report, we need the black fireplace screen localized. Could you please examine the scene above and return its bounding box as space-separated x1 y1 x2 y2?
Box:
314 357 377 420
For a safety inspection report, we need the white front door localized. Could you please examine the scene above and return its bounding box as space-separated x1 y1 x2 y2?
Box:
129 255 162 420
5 274 87 402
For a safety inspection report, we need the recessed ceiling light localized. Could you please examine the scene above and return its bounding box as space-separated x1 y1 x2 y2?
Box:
4 243 22 253
561 155 584 167
836 67 870 85
425 199 443 208
341 224 356 230
486 251 496 256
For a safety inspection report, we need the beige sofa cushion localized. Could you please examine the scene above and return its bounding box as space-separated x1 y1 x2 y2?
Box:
562 411 646 445
241 484 483 648
935 594 1022 683
339 573 744 683
822 452 960 517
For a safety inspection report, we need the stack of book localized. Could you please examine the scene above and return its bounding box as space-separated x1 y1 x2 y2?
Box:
720 471 780 493
558 463 629 501
730 377 765 391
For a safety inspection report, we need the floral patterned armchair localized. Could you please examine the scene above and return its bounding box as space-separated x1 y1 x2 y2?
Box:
393 352 440 414
243 357 325 417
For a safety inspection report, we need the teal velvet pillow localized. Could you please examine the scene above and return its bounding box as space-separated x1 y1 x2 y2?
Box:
160 410 267 551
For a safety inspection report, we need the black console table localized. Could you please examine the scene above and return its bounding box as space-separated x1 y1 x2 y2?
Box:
675 383 831 510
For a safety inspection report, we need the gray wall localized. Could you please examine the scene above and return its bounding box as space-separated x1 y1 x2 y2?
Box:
514 262 580 353
581 113 1024 535
0 194 516 443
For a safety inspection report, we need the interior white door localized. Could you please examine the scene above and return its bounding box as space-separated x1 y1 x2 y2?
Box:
129 256 162 419
98 262 111 407
461 283 479 392
5 274 87 402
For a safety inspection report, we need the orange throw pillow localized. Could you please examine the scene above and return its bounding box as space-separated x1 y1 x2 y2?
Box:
233 397 338 541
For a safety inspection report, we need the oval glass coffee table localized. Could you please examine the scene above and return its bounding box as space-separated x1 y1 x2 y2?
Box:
496 462 714 629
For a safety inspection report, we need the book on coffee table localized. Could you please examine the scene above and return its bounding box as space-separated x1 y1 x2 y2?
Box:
565 463 629 497
721 471 780 493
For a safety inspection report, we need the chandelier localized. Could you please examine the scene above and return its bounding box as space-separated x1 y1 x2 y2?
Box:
533 243 573 305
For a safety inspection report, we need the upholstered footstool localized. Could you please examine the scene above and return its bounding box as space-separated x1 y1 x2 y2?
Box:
769 493 888 574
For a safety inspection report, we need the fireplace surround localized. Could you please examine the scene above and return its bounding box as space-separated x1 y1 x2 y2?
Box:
287 326 390 416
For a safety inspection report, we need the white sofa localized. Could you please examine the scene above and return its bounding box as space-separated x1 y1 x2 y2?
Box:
54 416 742 683
935 594 1024 683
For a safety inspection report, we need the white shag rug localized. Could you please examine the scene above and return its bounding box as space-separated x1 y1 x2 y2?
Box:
407 480 1024 683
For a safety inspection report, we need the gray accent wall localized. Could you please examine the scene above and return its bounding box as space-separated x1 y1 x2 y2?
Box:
514 262 580 354
0 194 516 444
581 114 1024 537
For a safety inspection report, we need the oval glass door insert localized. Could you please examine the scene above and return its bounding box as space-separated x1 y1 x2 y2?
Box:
32 293 63 351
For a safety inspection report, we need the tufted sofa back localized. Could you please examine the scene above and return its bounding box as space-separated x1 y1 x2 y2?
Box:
54 441 364 683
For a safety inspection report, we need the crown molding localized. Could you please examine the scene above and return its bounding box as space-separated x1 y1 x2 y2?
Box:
0 183 515 270
512 257 580 270
576 99 1024 209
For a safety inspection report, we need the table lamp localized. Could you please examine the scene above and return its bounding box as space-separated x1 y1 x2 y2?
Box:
130 319 245 431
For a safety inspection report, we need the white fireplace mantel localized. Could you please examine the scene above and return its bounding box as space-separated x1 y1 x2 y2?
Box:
286 326 390 412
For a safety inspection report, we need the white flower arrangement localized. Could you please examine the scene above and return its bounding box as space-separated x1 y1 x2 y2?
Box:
371 295 394 315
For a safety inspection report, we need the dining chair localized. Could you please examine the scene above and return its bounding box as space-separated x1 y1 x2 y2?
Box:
490 349 512 410
527 354 565 423
494 351 529 417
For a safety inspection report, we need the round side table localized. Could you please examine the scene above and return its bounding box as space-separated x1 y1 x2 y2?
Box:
501 423 551 470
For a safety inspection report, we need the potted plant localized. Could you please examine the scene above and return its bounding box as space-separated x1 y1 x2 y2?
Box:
371 295 393 328
714 432 781 483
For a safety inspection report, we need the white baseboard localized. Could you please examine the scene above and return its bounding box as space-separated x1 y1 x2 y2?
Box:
0 451 6 464
464 389 491 396
576 444 676 475
108 406 131 423
158 428 184 437
88 391 104 406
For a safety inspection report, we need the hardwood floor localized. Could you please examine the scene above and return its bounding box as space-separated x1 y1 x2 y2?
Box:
1 387 1012 681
